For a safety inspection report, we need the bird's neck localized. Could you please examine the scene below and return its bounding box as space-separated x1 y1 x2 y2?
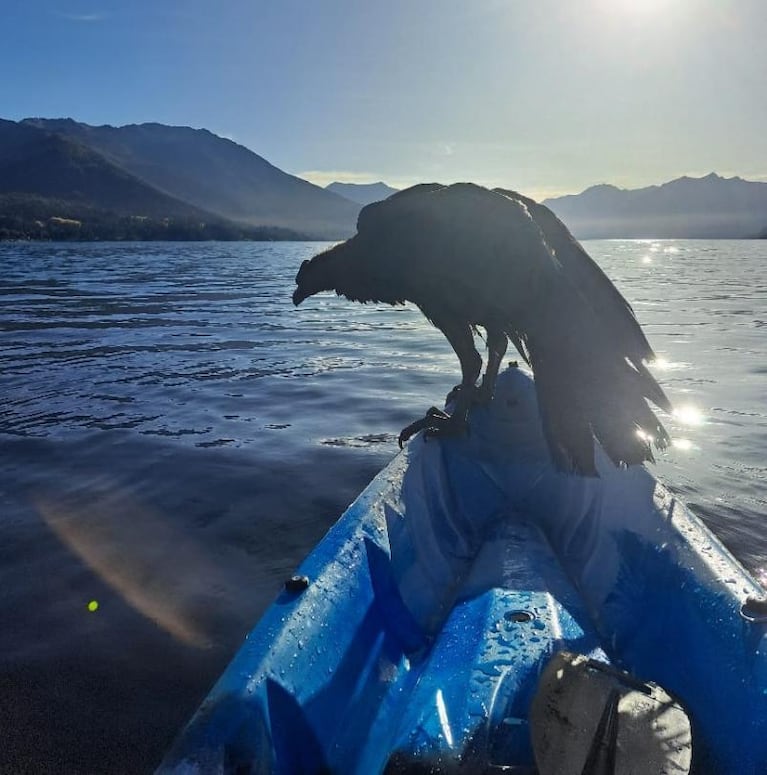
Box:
335 264 402 305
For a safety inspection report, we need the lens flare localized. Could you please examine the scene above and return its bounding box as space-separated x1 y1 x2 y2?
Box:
36 488 216 649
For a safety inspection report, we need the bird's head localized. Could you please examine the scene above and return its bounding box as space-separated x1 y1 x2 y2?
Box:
293 185 450 307
292 259 314 306
292 242 352 305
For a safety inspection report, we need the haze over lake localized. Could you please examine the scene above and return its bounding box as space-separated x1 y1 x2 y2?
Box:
1 239 765 772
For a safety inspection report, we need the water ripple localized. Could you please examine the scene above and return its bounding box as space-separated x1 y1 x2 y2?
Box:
0 238 765 773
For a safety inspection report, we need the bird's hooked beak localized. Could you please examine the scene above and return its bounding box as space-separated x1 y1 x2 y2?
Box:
292 286 309 306
293 259 310 306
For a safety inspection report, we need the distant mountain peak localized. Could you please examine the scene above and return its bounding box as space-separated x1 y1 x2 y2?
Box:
325 180 399 207
581 182 622 194
9 117 360 239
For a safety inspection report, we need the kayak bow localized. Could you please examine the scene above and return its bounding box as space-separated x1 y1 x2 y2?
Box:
159 367 767 774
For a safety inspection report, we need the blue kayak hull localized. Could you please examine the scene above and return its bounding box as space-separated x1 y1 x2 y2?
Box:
159 368 767 774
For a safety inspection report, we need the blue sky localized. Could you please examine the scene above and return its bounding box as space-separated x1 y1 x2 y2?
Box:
4 0 766 199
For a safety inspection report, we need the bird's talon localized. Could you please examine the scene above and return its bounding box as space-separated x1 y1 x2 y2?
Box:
398 415 434 448
398 408 469 448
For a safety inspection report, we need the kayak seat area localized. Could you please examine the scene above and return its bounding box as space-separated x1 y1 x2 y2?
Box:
380 515 608 773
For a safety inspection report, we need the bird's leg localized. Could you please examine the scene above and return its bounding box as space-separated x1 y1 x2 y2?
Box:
446 342 483 402
398 320 480 448
475 327 508 405
447 321 482 398
398 406 450 448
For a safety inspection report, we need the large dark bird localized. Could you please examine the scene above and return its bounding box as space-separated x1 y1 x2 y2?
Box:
293 183 671 475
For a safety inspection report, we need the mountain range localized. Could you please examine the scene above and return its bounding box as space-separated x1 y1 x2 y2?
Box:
0 118 359 241
1 116 765 241
542 174 767 239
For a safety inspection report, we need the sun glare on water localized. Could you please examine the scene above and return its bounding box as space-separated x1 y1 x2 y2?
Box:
674 404 704 426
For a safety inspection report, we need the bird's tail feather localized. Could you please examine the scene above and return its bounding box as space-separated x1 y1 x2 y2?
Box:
516 320 671 476
633 358 673 414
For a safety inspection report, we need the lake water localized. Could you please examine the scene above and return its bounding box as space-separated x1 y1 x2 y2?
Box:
1 239 765 773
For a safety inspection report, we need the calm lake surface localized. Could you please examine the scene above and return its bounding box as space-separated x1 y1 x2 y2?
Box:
1 239 765 773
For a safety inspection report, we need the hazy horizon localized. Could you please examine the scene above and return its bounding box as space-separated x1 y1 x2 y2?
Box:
4 0 766 201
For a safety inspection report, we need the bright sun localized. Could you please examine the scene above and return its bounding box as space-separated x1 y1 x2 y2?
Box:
601 0 673 20
619 0 672 16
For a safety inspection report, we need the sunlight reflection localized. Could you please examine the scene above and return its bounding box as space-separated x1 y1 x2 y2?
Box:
641 255 653 265
435 689 454 748
674 404 704 426
672 438 694 451
649 356 689 372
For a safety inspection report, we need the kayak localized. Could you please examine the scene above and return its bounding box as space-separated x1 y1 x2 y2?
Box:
158 366 767 774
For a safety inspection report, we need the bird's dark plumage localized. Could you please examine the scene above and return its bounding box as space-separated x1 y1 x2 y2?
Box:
293 183 671 475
